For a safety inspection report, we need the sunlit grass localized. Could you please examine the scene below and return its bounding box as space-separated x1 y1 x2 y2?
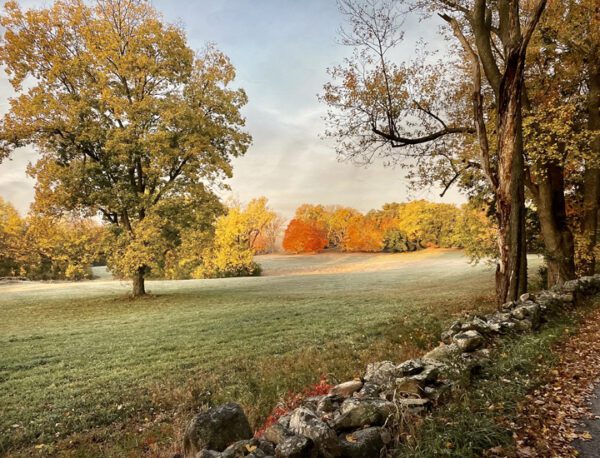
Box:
0 251 507 456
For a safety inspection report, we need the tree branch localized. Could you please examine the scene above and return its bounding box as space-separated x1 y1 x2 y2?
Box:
372 125 474 147
520 0 548 55
440 12 498 189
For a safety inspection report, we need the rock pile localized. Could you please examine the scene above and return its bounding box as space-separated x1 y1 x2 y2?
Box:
181 274 600 458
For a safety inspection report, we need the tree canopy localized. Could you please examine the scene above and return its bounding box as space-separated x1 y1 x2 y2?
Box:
0 0 251 295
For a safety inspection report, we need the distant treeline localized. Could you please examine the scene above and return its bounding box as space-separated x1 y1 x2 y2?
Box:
0 196 498 281
282 200 496 257
0 197 105 280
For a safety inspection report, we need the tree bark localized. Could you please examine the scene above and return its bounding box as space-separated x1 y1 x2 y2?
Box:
582 61 600 275
132 267 146 297
531 162 576 286
495 47 528 304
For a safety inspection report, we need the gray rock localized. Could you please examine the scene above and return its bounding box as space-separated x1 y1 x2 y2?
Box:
316 396 336 415
338 427 384 458
396 359 424 376
302 396 323 412
557 292 575 304
363 361 398 386
356 382 381 398
410 364 440 384
394 377 422 396
263 423 292 445
329 380 363 398
332 398 395 430
561 280 580 293
440 330 455 344
512 318 533 332
489 312 512 323
277 414 291 429
500 301 517 312
196 451 222 458
184 403 253 456
536 291 562 310
452 330 484 352
423 343 459 362
275 435 314 458
520 292 531 302
449 320 462 332
288 407 339 457
460 317 492 334
258 440 276 456
221 439 265 458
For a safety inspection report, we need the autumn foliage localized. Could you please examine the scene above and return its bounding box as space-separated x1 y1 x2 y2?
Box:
255 375 332 438
282 200 490 256
282 219 328 253
0 197 106 280
341 216 383 252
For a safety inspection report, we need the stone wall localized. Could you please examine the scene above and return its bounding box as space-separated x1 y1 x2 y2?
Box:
181 275 600 458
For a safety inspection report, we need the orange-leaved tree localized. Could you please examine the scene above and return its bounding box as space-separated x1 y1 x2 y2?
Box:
340 215 383 252
282 219 328 254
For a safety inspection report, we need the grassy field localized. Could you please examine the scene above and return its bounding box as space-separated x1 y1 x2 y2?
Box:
0 249 525 456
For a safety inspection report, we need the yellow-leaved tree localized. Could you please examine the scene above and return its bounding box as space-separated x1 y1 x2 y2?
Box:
25 214 107 280
0 0 251 295
198 197 278 278
0 197 26 277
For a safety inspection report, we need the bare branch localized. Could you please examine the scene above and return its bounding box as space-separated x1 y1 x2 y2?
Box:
373 125 474 147
440 12 497 189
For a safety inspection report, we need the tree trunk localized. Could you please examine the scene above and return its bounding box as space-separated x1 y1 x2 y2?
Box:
495 48 528 304
532 162 576 286
132 267 146 297
581 62 600 275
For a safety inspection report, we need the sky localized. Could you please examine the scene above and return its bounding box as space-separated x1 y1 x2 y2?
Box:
0 0 465 218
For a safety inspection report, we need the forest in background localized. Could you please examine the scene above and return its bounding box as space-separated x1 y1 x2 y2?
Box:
0 196 497 281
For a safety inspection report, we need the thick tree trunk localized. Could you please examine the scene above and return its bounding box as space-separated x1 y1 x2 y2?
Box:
495 49 528 304
581 62 600 275
533 162 576 286
132 267 146 297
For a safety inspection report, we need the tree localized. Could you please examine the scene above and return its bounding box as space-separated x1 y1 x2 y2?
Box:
540 0 599 276
453 203 498 263
254 214 286 254
340 214 383 252
0 197 26 276
198 198 278 278
322 0 548 303
328 206 362 248
392 201 459 248
382 229 417 253
197 206 260 279
282 219 328 254
26 214 106 280
0 0 250 296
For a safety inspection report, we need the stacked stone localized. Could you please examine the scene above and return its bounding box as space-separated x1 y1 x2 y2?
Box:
182 274 600 458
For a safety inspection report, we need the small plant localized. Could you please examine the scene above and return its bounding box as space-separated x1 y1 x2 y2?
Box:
254 375 332 437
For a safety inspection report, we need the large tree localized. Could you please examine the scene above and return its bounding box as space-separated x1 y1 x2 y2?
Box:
0 0 251 295
322 0 547 303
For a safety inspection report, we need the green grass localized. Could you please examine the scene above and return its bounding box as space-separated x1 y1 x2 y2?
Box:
0 251 511 456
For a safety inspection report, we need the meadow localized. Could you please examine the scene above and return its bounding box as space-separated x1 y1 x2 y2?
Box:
0 250 522 456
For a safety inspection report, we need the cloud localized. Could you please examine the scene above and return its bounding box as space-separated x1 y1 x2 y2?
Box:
0 0 465 218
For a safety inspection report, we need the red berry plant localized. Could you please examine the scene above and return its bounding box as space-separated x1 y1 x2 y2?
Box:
255 375 333 437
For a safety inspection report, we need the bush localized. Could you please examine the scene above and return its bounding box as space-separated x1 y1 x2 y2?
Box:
383 230 418 253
